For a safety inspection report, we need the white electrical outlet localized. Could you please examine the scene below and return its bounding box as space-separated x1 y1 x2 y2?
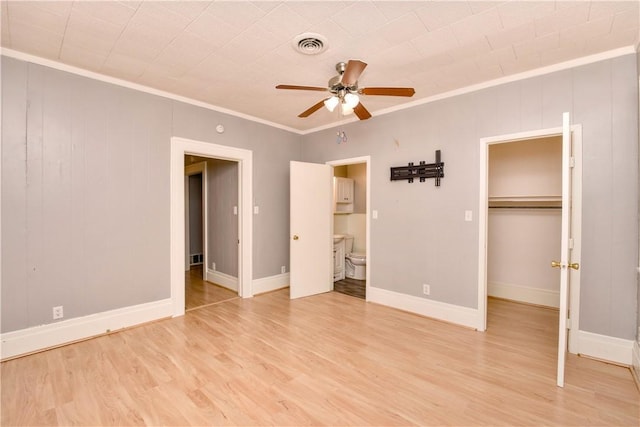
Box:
423 284 430 295
281 266 286 274
53 306 64 320
212 262 216 271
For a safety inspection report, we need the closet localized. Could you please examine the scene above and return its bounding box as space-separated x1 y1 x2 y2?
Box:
487 136 562 308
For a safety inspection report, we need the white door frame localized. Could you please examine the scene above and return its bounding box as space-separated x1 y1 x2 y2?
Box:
326 156 371 301
185 161 207 278
477 125 582 354
171 137 253 317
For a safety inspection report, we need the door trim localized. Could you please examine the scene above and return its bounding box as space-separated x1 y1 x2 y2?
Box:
477 125 582 354
171 137 253 317
326 156 371 301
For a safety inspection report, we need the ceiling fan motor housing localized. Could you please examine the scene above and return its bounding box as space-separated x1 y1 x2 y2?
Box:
329 62 358 94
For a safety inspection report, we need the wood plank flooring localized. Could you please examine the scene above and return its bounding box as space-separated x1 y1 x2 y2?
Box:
185 265 238 311
1 292 638 426
333 277 366 299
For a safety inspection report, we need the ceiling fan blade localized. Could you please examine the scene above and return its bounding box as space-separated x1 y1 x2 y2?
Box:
342 60 367 86
353 103 372 120
360 87 416 97
276 84 329 92
298 99 327 118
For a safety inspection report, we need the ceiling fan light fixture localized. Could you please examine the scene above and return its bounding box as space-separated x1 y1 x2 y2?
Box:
341 104 354 116
343 93 359 109
324 96 339 112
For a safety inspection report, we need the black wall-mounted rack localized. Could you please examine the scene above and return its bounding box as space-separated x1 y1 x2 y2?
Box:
390 150 444 186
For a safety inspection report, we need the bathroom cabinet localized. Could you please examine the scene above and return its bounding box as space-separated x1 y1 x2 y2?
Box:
333 177 354 214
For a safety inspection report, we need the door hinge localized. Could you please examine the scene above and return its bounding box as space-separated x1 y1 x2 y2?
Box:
566 318 572 329
569 157 575 168
569 238 574 249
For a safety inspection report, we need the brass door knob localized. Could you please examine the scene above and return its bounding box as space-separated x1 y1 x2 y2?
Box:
551 261 580 270
292 235 299 240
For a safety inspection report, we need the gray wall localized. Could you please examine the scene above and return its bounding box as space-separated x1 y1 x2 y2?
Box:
206 159 238 277
1 56 301 333
188 174 203 255
2 53 638 342
302 54 639 340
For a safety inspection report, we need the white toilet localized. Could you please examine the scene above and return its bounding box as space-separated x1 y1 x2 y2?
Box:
344 235 366 280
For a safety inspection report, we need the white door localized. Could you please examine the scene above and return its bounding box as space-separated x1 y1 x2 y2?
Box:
290 161 333 299
555 112 577 387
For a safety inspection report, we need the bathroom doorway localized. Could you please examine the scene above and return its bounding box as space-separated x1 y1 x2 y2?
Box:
327 156 370 300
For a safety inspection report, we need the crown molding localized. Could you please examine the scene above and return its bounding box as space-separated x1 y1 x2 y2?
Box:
2 45 636 137
0 48 302 135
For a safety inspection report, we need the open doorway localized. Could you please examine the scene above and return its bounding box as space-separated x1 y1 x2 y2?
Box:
478 119 583 386
184 155 239 311
170 137 253 318
327 156 371 300
487 136 563 309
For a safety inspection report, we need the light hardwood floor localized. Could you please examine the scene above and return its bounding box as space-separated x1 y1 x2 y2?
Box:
185 265 238 311
1 292 638 426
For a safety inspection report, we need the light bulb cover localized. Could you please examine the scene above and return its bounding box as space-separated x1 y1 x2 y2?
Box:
343 93 359 109
324 96 339 112
341 103 354 115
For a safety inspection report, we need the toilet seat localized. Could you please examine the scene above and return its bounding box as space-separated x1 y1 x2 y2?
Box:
347 252 366 265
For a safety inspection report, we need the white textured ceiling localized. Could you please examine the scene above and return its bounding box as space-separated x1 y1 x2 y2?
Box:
2 1 639 133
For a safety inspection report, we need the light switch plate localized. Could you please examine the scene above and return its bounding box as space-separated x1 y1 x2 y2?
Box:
464 210 473 222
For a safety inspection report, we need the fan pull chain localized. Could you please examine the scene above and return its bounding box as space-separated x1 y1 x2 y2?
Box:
336 131 347 144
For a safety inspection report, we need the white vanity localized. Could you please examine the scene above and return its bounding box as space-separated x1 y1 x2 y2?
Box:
333 235 345 282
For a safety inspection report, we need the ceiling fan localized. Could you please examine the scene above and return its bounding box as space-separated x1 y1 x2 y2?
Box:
276 59 415 120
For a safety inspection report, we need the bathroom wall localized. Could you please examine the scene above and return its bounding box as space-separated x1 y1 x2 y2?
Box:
347 214 366 254
348 163 367 214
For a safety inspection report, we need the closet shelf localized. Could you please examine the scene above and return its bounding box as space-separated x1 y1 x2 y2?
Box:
489 195 561 209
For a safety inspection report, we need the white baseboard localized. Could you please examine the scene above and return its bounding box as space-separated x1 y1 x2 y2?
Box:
488 281 559 308
253 272 290 295
1 298 173 360
577 330 634 365
367 286 481 330
206 269 238 292
631 340 640 384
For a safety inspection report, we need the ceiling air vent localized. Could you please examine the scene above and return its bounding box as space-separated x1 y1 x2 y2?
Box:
293 33 328 55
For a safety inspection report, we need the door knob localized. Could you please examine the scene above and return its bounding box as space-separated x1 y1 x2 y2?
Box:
551 261 580 270
292 235 299 240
